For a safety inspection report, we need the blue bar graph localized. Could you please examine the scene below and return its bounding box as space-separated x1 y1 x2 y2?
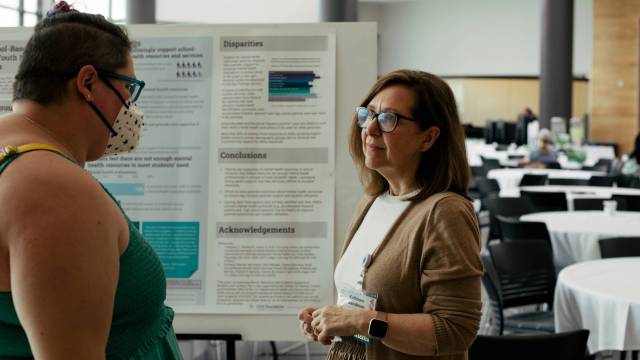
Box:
268 71 320 102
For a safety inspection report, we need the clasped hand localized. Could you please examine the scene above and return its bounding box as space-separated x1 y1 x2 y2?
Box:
297 305 366 345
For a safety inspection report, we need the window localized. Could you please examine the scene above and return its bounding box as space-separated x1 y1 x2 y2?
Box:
75 0 126 23
0 0 126 27
0 0 43 26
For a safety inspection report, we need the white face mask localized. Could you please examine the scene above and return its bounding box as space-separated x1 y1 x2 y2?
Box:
103 101 144 156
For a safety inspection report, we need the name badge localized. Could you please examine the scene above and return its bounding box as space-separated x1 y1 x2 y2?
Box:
336 285 378 344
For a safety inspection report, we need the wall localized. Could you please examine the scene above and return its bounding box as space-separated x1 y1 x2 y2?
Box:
591 0 640 153
446 78 589 127
156 0 319 23
359 0 592 78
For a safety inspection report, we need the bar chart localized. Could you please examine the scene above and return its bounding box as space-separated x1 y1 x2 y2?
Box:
268 70 320 102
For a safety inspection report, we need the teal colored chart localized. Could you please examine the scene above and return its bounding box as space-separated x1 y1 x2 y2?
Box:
142 221 200 278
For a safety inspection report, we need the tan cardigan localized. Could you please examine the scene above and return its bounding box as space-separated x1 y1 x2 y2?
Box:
339 192 483 360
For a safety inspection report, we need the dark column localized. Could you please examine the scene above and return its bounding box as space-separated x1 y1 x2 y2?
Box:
539 0 573 129
127 0 155 24
320 0 357 22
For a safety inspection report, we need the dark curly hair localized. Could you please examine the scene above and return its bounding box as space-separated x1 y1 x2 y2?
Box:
13 2 131 104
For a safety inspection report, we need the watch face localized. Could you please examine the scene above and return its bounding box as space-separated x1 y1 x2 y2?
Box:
368 319 388 338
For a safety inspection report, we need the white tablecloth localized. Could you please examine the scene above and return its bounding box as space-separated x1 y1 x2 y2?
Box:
466 140 528 167
555 258 640 353
501 186 640 210
488 168 606 193
520 211 640 268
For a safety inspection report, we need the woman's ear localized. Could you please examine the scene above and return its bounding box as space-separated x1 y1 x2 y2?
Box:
74 65 98 102
420 126 440 152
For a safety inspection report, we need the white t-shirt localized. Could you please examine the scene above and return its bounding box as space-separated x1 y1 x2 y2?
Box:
334 189 419 292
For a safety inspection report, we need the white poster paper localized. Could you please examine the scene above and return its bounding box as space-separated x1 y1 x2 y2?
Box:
209 31 336 313
88 36 214 306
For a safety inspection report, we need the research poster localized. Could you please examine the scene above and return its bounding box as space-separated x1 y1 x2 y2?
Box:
0 26 336 315
210 30 336 313
87 35 214 306
0 40 27 114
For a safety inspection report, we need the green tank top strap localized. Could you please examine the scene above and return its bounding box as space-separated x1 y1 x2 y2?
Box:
0 144 76 174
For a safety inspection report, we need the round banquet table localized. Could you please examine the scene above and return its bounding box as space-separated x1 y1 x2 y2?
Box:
487 168 605 194
520 211 640 269
500 186 640 209
555 258 640 354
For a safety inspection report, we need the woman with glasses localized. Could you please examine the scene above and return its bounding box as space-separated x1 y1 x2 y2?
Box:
299 70 482 359
0 2 181 359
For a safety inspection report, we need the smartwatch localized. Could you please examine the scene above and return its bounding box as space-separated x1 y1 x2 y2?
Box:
367 312 388 339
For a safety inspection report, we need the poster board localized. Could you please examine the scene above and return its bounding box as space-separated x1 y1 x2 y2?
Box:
0 22 376 341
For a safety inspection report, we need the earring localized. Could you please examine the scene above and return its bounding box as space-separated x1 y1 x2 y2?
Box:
86 92 92 101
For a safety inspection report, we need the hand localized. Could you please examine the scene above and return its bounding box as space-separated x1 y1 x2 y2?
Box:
311 305 369 345
298 307 318 342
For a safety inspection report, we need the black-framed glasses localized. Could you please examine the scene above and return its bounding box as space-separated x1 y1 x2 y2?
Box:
355 106 415 133
97 69 145 102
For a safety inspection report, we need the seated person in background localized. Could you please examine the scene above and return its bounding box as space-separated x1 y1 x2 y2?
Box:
621 132 640 176
528 128 559 166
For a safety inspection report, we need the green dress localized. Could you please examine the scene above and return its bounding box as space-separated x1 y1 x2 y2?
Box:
0 145 183 359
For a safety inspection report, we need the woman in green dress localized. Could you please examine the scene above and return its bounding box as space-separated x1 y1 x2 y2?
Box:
0 2 182 359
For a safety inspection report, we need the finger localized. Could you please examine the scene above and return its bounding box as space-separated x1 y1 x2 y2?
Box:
311 307 322 318
298 307 316 321
302 323 313 335
318 333 332 346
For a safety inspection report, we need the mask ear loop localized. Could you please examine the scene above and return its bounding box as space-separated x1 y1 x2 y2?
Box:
87 76 131 137
88 101 118 137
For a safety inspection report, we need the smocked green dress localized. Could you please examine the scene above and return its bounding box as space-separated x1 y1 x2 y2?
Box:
0 144 182 359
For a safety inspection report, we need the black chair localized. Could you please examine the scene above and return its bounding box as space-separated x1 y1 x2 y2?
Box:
588 175 615 187
545 161 562 169
519 174 547 186
475 177 500 197
481 156 502 176
485 195 533 241
470 166 484 178
582 164 609 173
469 329 590 360
612 194 640 211
481 240 556 335
593 158 613 173
521 190 568 212
599 237 640 258
473 177 500 216
468 167 485 199
484 120 497 144
573 198 608 211
547 178 589 186
496 215 553 250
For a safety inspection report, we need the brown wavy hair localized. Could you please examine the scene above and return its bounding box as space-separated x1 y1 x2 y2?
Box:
348 69 470 201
